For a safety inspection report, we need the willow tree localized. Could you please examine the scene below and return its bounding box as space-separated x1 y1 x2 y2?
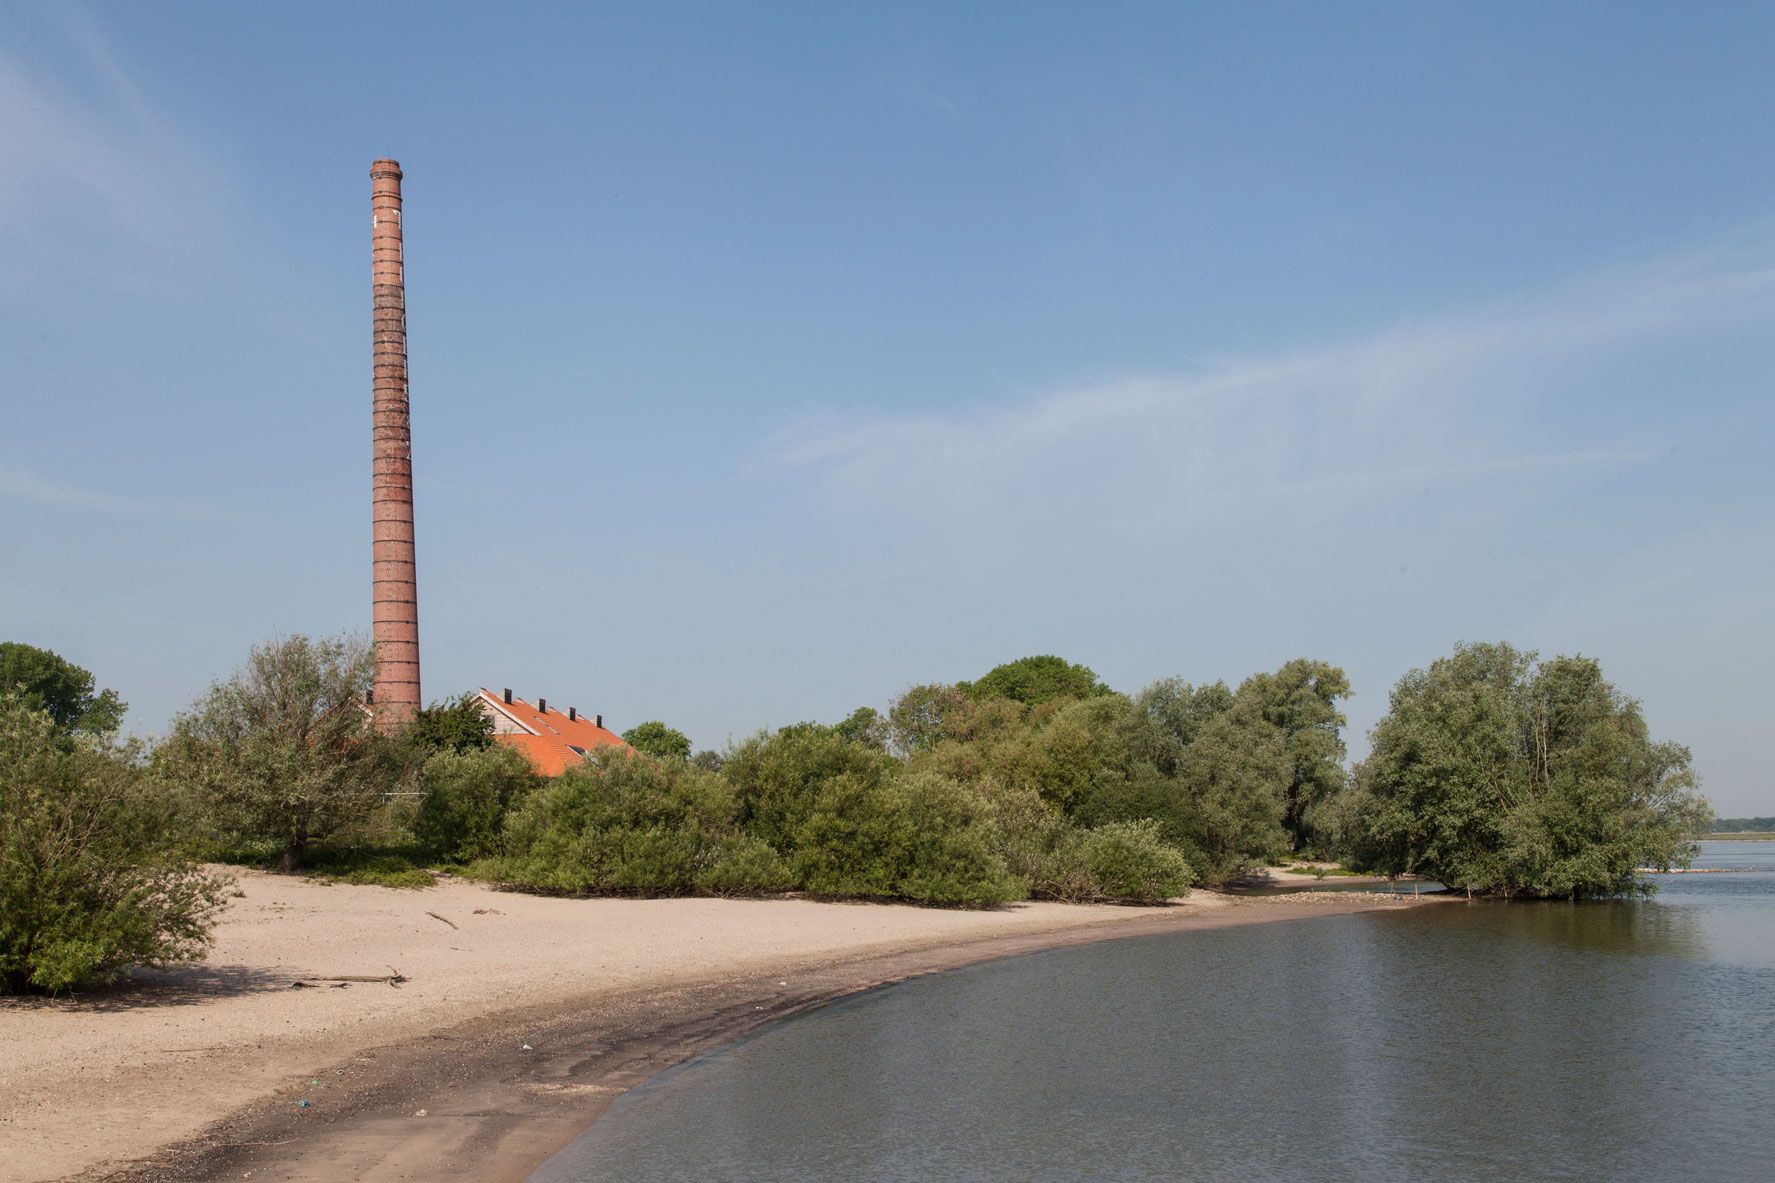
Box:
1346 642 1709 898
1237 659 1351 853
158 634 390 871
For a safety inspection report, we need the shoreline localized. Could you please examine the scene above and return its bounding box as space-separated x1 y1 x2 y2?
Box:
60 888 1443 1183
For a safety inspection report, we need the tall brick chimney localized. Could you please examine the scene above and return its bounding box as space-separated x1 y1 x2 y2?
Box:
370 158 420 727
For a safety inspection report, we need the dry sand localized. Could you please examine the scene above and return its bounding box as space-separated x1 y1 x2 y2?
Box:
1241 862 1412 887
0 870 1437 1183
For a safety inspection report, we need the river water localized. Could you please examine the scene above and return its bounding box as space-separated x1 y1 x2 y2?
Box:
532 841 1775 1183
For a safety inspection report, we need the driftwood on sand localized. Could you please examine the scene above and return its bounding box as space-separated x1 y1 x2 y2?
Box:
290 967 408 988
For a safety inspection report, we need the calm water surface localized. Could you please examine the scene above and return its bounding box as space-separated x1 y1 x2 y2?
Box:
532 842 1775 1183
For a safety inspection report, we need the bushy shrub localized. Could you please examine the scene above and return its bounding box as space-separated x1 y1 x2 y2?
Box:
489 750 789 895
414 744 541 862
916 694 1123 813
697 834 796 896
990 797 1191 904
973 778 1067 878
721 726 893 849
489 744 1018 905
1074 820 1193 903
788 771 1024 905
1 696 230 993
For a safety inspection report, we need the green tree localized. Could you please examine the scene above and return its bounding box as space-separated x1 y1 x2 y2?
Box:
886 683 970 755
1168 702 1292 881
1094 679 1289 881
1236 659 1351 852
963 655 1110 706
403 691 495 756
157 634 391 871
622 720 693 762
1 695 229 993
1347 642 1710 898
1118 678 1236 775
0 641 125 735
834 706 889 750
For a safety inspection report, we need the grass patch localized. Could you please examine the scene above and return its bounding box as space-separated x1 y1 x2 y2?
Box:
199 838 440 888
305 841 436 888
307 852 435 889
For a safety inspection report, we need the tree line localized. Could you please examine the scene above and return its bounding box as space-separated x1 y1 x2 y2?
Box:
1 637 1710 993
1708 817 1774 833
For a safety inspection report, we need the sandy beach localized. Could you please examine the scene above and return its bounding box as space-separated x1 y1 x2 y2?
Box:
1 871 1438 1183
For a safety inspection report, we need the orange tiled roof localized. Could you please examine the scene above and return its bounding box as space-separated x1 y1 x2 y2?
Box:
477 688 626 776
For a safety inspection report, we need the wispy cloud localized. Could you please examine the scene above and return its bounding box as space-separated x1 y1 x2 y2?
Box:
0 465 241 521
0 7 223 293
764 230 1775 551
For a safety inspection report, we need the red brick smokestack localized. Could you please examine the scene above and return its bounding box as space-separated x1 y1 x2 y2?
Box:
370 158 420 727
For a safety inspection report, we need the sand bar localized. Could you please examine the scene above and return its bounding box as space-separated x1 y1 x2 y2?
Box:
0 870 1440 1183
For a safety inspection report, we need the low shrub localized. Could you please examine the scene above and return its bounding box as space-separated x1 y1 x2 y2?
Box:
697 834 795 896
490 750 788 895
1 696 231 993
413 744 541 862
788 771 1024 906
1075 819 1193 903
721 726 894 849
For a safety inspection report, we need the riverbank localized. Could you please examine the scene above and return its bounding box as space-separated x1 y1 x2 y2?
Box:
0 871 1444 1183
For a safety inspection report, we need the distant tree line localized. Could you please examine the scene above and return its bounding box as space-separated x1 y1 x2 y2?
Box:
2 636 1711 993
1709 817 1775 833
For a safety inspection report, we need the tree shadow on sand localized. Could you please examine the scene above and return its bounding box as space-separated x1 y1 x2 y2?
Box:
2 964 294 1012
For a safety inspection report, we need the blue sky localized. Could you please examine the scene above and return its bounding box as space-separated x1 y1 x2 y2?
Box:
3 1 1770 813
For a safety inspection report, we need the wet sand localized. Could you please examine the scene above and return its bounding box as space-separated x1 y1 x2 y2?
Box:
0 871 1441 1183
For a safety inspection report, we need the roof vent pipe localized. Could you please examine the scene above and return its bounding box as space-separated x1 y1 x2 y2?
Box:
503 688 512 704
568 707 577 721
538 697 547 714
595 714 604 729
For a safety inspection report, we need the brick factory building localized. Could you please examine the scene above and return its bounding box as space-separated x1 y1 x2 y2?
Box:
475 688 627 775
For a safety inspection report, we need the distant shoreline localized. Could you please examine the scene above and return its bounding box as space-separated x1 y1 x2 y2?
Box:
2 875 1443 1183
1705 832 1775 841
